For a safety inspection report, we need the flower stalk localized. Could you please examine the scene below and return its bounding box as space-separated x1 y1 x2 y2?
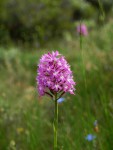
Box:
98 0 105 21
54 94 58 150
79 21 87 90
80 21 83 50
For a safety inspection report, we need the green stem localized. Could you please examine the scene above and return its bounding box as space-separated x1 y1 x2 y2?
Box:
54 94 58 150
79 21 87 91
98 0 105 20
80 21 82 50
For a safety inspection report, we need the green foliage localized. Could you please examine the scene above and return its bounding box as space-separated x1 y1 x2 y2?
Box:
0 0 111 45
85 0 113 12
0 0 73 45
71 0 96 19
0 20 113 149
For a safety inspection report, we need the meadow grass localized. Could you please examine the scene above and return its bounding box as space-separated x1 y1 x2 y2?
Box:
0 20 113 150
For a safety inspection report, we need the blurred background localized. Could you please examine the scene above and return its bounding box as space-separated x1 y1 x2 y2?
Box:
0 0 113 149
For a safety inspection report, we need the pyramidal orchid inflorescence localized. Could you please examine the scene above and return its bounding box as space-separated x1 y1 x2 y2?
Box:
36 51 76 98
77 24 88 36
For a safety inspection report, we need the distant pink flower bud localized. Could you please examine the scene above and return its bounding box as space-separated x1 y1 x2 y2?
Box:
36 51 76 96
77 24 88 36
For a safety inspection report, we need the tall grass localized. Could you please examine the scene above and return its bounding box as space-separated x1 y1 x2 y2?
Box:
0 20 113 150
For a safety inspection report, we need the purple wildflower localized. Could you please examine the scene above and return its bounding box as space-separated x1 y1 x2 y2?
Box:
77 24 88 36
85 134 96 141
36 51 76 97
57 98 65 103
